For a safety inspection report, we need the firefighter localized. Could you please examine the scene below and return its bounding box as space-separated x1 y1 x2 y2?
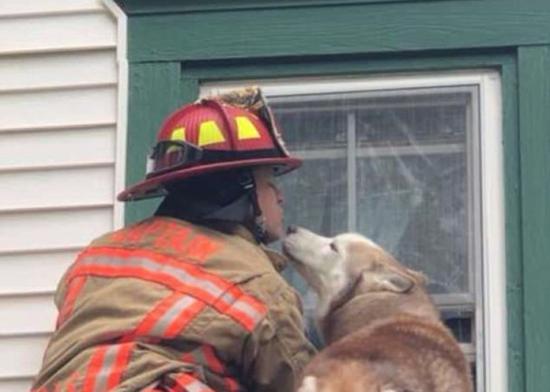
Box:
32 88 316 391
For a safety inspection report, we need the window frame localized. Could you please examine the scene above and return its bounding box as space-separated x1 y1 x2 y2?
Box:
202 70 506 392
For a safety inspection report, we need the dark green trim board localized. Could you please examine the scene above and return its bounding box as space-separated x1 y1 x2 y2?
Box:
501 58 524 392
116 0 452 15
127 2 550 62
182 51 514 82
125 62 187 223
518 45 550 391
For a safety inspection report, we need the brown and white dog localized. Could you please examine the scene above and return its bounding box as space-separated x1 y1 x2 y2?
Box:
283 226 472 392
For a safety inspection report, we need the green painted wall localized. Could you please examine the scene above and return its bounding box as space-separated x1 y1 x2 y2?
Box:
116 1 550 390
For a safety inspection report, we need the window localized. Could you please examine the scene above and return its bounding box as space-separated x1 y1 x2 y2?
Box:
202 71 506 392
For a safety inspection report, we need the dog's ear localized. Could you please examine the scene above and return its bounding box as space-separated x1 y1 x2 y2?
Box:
361 270 414 293
406 267 427 285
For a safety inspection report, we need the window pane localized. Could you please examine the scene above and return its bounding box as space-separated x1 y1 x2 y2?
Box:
354 91 467 144
275 104 348 236
270 86 476 347
281 159 348 236
357 154 467 294
273 102 348 150
354 91 470 295
272 89 473 294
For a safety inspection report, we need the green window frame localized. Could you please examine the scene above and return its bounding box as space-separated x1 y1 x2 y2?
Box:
202 70 505 391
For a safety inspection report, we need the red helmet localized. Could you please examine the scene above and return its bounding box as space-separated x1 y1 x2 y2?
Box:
118 88 301 201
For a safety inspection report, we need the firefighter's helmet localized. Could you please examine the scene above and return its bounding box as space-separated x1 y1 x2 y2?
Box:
117 87 301 201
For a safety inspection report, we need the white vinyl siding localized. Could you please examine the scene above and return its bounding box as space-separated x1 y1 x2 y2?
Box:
0 1 122 391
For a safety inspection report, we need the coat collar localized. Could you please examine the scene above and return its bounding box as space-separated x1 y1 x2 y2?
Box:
230 224 289 272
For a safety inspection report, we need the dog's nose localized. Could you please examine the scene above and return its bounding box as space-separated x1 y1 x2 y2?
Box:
287 225 298 235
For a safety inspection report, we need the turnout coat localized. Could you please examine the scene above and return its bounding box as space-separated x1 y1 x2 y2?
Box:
32 216 316 391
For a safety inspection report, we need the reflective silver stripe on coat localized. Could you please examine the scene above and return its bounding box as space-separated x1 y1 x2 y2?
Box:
149 295 198 337
184 378 212 392
231 299 265 326
80 254 265 329
80 255 235 303
93 345 119 392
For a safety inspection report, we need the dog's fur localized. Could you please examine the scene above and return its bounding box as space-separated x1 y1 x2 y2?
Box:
283 227 472 392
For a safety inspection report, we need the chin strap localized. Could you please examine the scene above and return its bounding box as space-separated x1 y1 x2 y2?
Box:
202 170 267 243
238 171 267 243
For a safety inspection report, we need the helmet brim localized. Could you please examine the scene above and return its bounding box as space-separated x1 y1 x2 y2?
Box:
117 156 302 202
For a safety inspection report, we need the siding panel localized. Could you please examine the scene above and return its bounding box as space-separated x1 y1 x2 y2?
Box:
0 379 34 392
0 250 77 295
0 208 113 253
0 12 115 55
0 335 50 378
0 126 115 169
0 86 116 131
0 166 114 210
0 50 116 92
0 0 102 17
0 296 56 335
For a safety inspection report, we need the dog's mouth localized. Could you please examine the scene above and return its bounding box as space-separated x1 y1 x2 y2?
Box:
282 241 310 270
282 242 300 264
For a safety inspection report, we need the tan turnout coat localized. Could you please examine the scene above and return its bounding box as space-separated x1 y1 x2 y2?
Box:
32 216 316 392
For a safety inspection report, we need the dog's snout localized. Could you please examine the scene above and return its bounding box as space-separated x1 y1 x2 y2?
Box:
287 225 298 235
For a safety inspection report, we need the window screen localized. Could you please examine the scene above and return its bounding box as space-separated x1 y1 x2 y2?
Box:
270 87 481 368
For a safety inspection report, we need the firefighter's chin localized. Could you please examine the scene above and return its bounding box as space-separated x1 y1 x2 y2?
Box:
261 216 285 244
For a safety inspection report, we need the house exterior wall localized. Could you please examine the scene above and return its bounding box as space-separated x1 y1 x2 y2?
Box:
0 1 123 390
116 1 550 391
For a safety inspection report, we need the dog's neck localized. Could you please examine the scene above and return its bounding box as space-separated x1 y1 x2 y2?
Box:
313 266 351 321
326 273 364 316
319 282 440 344
315 273 365 342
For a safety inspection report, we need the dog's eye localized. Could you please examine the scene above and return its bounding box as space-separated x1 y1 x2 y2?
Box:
330 242 338 253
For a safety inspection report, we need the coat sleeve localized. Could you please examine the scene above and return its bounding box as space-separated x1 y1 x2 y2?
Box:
240 276 317 392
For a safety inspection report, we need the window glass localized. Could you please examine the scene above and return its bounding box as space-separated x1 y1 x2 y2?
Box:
202 73 506 392
271 87 477 352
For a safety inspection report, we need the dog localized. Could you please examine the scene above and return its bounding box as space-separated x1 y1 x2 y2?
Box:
283 226 472 392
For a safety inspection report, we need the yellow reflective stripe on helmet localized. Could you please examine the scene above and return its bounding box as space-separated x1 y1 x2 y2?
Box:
198 121 225 146
170 127 186 141
167 127 186 154
235 116 261 140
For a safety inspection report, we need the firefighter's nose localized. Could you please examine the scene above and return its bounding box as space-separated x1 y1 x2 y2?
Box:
287 225 298 235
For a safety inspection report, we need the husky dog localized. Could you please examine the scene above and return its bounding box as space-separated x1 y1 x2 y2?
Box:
283 226 472 392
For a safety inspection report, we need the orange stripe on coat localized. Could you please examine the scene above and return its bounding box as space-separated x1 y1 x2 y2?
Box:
106 342 134 389
183 234 221 263
75 246 231 292
68 248 267 331
82 346 107 392
133 293 183 337
164 300 206 338
56 276 87 328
